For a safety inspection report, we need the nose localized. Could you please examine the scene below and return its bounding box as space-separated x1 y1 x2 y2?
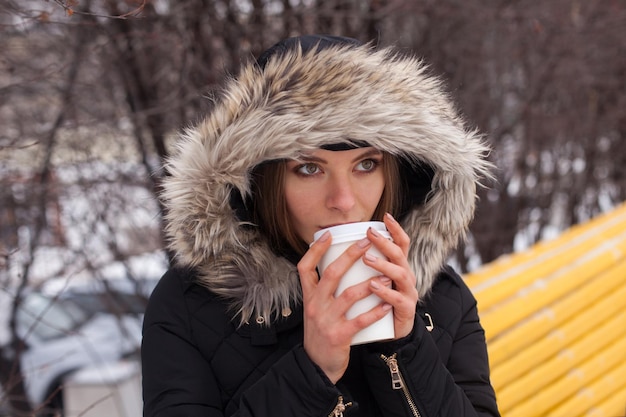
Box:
326 174 356 213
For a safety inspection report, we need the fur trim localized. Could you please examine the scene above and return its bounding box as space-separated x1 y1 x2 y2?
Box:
161 42 492 325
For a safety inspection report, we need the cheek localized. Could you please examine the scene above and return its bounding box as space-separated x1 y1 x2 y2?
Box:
284 182 314 220
284 185 321 242
285 191 304 217
362 173 386 211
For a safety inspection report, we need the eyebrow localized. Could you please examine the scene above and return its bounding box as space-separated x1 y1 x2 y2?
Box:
300 148 383 164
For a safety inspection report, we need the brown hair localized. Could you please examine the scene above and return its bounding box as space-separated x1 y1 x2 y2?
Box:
251 152 402 256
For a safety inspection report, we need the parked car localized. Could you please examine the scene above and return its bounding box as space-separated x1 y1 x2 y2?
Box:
1 277 158 416
55 277 158 319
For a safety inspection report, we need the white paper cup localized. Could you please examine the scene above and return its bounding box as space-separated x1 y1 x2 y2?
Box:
312 221 395 345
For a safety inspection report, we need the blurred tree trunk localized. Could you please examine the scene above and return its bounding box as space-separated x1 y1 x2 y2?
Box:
0 0 623 268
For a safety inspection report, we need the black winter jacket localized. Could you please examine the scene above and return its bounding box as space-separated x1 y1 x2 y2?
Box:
142 265 499 417
143 35 499 417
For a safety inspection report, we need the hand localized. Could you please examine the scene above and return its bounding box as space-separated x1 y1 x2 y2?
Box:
364 213 419 339
298 232 393 384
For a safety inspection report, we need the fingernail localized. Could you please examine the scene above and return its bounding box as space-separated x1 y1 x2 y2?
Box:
382 303 392 311
370 280 380 289
357 237 371 248
364 252 377 262
385 212 397 223
379 276 391 286
368 227 380 238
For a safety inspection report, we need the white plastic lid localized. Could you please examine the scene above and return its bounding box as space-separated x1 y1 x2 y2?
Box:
312 221 390 245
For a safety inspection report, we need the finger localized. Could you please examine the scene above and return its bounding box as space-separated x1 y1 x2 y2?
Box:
333 278 377 316
297 231 331 298
363 250 417 293
368 280 418 338
366 227 409 270
369 276 417 307
367 220 418 291
364 229 410 279
347 302 393 333
384 213 411 255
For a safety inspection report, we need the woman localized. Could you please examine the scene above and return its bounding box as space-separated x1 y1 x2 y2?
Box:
142 35 500 417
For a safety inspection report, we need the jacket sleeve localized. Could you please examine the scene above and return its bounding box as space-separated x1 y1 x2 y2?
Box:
234 347 343 417
361 270 500 417
142 269 341 417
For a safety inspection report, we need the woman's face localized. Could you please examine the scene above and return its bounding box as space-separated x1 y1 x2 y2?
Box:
284 147 385 244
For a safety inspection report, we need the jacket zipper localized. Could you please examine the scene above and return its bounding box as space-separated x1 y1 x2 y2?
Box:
381 353 422 417
328 396 352 417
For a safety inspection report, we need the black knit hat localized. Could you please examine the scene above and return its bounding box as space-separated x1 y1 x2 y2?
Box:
256 34 362 69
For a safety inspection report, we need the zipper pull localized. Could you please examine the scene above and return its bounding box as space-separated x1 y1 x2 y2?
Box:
423 312 434 332
329 396 352 417
382 353 404 390
381 354 423 417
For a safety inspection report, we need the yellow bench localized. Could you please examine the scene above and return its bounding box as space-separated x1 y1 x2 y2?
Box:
465 203 626 417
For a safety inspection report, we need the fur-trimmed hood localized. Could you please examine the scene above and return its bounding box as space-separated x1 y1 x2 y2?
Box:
161 36 491 325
